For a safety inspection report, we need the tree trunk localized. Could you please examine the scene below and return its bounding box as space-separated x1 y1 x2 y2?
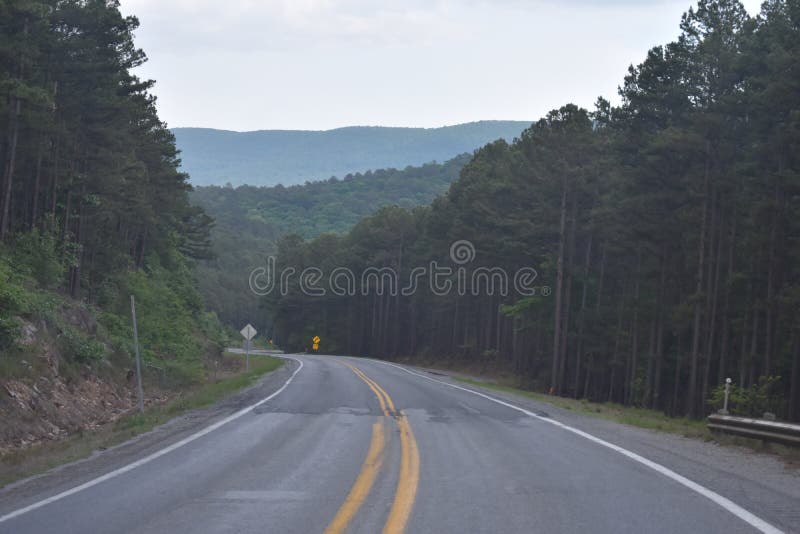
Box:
608 282 627 403
0 18 28 240
701 207 723 414
0 96 22 239
688 145 711 417
595 243 606 312
550 175 568 393
573 232 592 398
557 195 577 394
790 331 799 422
627 248 642 406
764 183 780 376
718 216 736 384
30 137 45 229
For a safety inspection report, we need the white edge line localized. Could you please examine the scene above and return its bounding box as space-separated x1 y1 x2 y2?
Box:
0 356 304 524
369 359 784 534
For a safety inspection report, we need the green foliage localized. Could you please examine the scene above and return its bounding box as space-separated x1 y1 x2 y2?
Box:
0 1 223 389
0 255 28 349
97 259 208 385
59 325 105 364
709 377 785 418
8 229 67 289
191 155 470 331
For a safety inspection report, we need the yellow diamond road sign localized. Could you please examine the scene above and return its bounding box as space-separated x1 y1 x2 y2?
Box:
313 336 321 343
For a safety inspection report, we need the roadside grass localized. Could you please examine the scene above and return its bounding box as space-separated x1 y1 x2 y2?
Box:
453 377 709 439
453 376 800 466
0 354 283 487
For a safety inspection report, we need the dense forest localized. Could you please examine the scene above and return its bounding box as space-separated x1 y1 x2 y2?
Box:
174 122 527 186
0 0 223 383
268 0 800 421
191 156 469 331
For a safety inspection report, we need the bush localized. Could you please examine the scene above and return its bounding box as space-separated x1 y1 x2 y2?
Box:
10 229 67 289
59 324 106 363
709 376 785 418
0 259 25 349
0 315 20 351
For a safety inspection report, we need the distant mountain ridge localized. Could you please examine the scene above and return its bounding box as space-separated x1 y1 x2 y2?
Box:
172 121 531 186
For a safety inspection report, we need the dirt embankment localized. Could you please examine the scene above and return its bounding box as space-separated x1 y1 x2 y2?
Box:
0 311 138 457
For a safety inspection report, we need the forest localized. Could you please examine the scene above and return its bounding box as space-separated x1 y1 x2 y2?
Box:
190 156 469 331
0 0 222 383
267 0 800 421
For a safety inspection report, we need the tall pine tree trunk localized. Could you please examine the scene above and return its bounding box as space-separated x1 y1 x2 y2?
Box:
0 96 21 239
688 146 711 417
573 233 592 398
550 175 568 393
557 195 577 394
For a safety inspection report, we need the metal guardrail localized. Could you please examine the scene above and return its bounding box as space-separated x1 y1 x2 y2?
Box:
707 414 800 446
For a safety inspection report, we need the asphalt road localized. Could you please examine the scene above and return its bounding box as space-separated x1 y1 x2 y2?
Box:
0 354 796 533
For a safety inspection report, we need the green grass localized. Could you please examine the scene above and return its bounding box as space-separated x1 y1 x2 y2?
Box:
0 355 284 487
454 377 711 440
113 354 283 436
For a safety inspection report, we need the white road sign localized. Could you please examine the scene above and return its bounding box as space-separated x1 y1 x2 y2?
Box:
240 324 257 341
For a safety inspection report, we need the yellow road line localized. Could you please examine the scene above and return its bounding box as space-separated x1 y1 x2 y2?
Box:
324 419 386 534
383 413 420 534
348 364 396 415
346 363 389 416
335 361 420 534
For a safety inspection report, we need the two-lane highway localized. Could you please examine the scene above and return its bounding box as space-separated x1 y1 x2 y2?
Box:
0 354 791 533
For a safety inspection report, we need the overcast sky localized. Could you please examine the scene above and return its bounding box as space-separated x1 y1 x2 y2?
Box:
118 0 762 132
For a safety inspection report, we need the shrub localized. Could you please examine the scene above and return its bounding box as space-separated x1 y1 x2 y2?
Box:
10 229 67 289
60 325 106 364
708 376 785 418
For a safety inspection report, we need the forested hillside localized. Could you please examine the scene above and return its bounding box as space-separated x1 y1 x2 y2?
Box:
268 0 800 421
0 0 227 441
191 156 469 330
173 122 528 186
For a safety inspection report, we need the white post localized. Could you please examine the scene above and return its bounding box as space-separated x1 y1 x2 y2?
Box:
130 295 144 414
246 339 250 372
720 377 731 415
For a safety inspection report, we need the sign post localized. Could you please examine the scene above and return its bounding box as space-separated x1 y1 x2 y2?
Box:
312 335 320 352
130 295 144 414
240 324 257 372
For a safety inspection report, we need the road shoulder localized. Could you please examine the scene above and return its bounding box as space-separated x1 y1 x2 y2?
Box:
0 357 298 515
395 361 800 533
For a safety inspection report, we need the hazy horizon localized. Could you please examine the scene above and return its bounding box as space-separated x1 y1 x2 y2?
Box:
171 119 533 134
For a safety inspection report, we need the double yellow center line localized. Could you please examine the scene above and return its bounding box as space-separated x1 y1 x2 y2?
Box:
324 363 420 534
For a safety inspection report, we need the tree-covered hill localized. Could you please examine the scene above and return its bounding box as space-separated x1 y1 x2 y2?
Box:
173 122 529 187
190 155 469 331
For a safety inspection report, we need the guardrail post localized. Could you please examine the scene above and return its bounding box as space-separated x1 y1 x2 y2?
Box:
719 377 731 415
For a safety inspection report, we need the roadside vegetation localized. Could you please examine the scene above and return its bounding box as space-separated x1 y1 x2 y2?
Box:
451 375 800 466
0 1 241 462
